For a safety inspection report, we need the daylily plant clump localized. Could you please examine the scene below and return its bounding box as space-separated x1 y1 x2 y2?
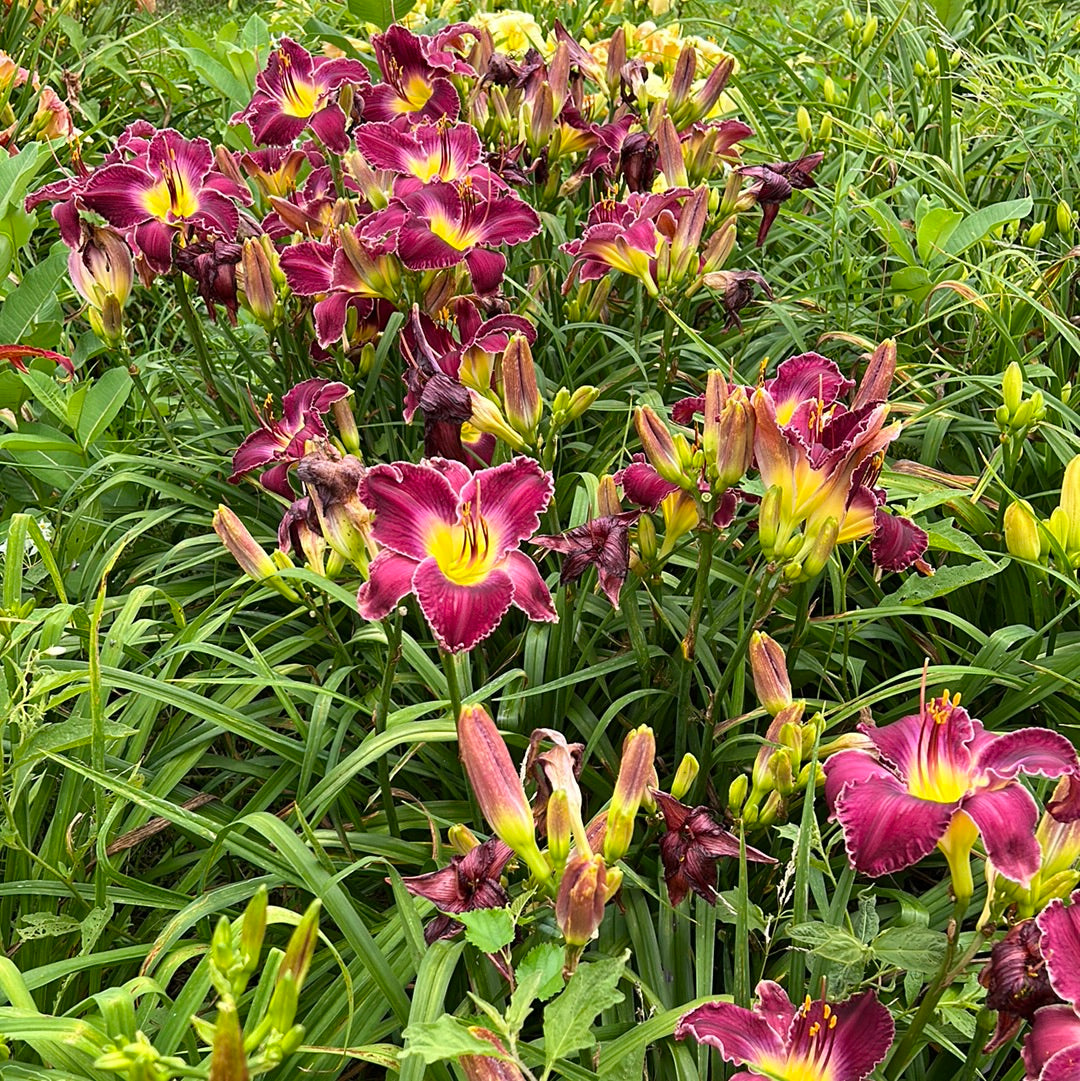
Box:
12 7 1080 1081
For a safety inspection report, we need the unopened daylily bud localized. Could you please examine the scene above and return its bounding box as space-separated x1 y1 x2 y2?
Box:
796 106 812 143
331 399 361 456
758 790 785 826
758 485 783 554
603 865 623 901
1061 456 1080 554
208 1001 248 1081
469 394 528 451
458 705 550 883
240 886 268 977
635 405 684 485
448 823 480 855
772 748 795 796
861 15 878 47
240 237 277 325
799 515 839 580
637 513 658 562
853 339 897 410
605 725 656 862
214 507 299 601
566 385 600 422
547 789 572 872
279 899 320 994
749 631 792 715
1004 499 1043 561
556 853 607 947
68 227 133 344
500 334 543 439
819 114 833 142
823 76 838 103
1057 201 1074 234
268 971 299 1036
597 474 621 518
1024 220 1047 247
671 753 699 801
843 8 856 30
728 773 749 814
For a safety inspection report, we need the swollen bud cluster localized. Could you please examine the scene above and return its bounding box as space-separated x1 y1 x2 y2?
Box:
996 362 1046 445
1005 455 1080 569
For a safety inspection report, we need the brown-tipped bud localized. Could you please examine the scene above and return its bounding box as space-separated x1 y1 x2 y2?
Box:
448 823 480 856
597 474 622 518
296 450 375 573
68 226 133 343
604 725 655 862
240 237 278 325
635 405 684 485
670 753 699 801
605 27 627 95
214 145 246 189
214 506 298 600
547 789 572 872
668 186 709 282
852 338 897 410
500 334 543 439
208 1000 248 1081
702 369 728 469
279 899 320 994
1004 499 1043 562
458 706 549 881
555 853 607 947
710 385 755 491
656 116 688 188
668 45 697 109
749 631 792 715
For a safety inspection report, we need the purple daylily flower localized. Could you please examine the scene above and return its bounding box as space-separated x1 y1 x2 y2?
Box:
229 378 352 498
398 837 514 944
652 789 775 906
532 511 641 609
824 692 1080 898
979 919 1059 1053
79 128 251 272
362 175 541 293
356 456 557 652
231 37 369 153
676 981 894 1081
174 238 242 323
1024 892 1080 1081
365 25 469 125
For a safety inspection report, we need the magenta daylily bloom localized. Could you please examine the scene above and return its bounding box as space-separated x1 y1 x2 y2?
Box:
739 152 824 246
232 37 369 153
677 981 894 1081
363 176 540 293
1024 892 1080 1081
80 128 251 272
753 348 929 573
229 378 352 498
356 456 557 652
365 25 470 124
824 693 1080 898
354 120 498 194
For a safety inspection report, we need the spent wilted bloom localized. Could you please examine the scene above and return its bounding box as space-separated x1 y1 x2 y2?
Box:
1 345 74 379
532 510 640 609
356 457 556 651
676 981 894 1081
824 691 1080 902
738 152 823 246
979 919 1058 1053
399 837 514 944
231 37 369 153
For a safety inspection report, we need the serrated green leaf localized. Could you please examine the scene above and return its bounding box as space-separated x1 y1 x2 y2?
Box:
402 1015 507 1065
789 922 868 965
888 559 1006 604
543 952 627 1068
506 943 564 1034
457 908 514 954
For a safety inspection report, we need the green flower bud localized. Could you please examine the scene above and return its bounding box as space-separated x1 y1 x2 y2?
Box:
1002 362 1024 416
671 753 699 801
1004 499 1043 561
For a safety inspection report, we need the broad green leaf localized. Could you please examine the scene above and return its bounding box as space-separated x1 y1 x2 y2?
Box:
917 207 963 263
891 266 932 297
345 0 418 30
943 197 1033 256
402 1015 508 1065
872 926 948 974
76 367 132 447
543 952 627 1068
789 922 868 965
457 908 514 954
887 559 1006 604
0 145 42 219
857 195 916 265
506 943 564 1034
0 248 67 342
16 369 69 428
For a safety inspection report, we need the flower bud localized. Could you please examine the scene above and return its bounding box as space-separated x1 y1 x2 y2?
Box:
819 114 833 141
728 773 749 814
749 631 792 715
460 1031 527 1081
213 507 299 600
670 753 699 801
332 398 361 456
279 899 320 994
1024 220 1046 247
635 405 685 485
799 515 839 580
448 823 480 855
823 76 838 103
842 8 855 30
605 725 655 862
458 705 550 883
771 748 795 796
636 512 658 563
603 865 623 901
469 394 528 451
240 237 278 325
566 385 600 422
796 106 812 143
547 789 572 872
597 474 621 518
500 334 543 440
240 886 268 978
68 227 133 344
1057 201 1074 234
268 971 299 1035
861 15 878 47
1061 456 1080 555
555 853 607 946
1004 499 1043 561
208 1001 248 1081
758 485 783 555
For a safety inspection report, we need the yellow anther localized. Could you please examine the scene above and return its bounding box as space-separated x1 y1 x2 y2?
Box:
829 1014 837 1029
822 1004 832 1019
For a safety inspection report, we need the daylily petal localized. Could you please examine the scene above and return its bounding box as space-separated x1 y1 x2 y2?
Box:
823 747 898 808
503 550 557 623
676 1001 787 1067
361 461 458 560
307 105 350 153
413 557 514 652
765 351 854 426
459 457 553 559
357 550 420 621
786 991 894 1081
754 981 796 1039
1024 1006 1080 1081
831 771 956 876
1036 892 1080 1006
870 509 928 571
617 457 679 511
861 702 975 791
975 728 1080 783
466 248 506 294
132 220 176 272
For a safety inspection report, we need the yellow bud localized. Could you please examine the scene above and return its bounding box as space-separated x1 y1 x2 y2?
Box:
861 15 878 47
823 76 837 103
842 8 856 30
1057 201 1074 234
1004 500 1043 562
796 105 813 143
671 753 699 800
1002 362 1024 416
728 773 749 813
1024 220 1047 246
819 113 833 142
